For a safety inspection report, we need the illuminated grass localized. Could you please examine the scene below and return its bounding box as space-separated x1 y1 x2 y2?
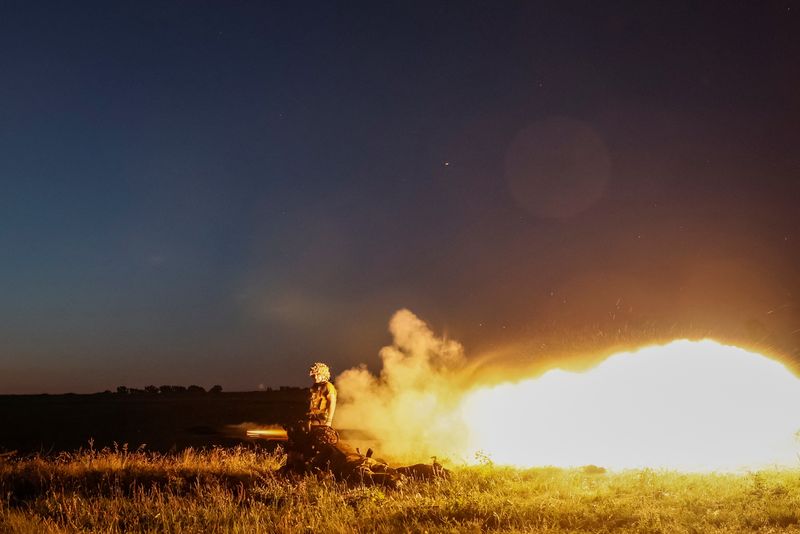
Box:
2 448 800 533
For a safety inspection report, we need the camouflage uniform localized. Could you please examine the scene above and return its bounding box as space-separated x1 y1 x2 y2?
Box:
308 380 337 427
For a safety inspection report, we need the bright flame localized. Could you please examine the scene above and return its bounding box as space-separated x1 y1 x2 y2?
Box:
246 428 288 440
460 340 800 471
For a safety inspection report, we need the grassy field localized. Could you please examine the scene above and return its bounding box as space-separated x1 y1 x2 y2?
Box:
3 447 800 533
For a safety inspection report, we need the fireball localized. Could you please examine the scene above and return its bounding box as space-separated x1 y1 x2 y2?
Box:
460 340 800 471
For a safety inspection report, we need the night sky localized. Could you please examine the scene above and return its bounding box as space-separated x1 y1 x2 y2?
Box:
2 2 799 393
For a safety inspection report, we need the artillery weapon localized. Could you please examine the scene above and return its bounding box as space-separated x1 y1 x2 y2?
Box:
247 422 448 487
245 427 288 441
246 423 339 445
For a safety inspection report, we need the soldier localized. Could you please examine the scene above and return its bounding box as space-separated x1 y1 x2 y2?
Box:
280 362 339 475
278 361 449 487
307 362 337 427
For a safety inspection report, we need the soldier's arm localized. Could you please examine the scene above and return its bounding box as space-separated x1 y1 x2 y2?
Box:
325 382 337 425
327 382 337 406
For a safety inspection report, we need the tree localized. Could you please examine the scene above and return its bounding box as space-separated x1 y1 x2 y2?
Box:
116 386 129 395
187 385 205 394
144 385 159 394
209 385 223 394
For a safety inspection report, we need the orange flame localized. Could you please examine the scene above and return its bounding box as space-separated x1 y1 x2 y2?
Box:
459 340 800 471
246 428 288 441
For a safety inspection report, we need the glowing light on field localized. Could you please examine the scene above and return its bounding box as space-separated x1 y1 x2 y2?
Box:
460 340 800 471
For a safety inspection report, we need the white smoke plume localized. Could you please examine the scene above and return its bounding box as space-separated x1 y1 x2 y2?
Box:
335 309 800 471
334 309 472 462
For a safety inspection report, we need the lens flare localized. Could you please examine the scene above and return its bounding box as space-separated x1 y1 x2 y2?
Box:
460 340 800 471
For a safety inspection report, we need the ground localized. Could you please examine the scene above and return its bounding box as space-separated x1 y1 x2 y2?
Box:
2 447 800 533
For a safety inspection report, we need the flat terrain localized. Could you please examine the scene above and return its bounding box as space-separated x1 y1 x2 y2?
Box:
0 391 307 454
2 447 800 533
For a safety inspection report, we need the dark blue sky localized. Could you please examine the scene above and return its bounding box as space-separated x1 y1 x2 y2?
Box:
1 2 799 392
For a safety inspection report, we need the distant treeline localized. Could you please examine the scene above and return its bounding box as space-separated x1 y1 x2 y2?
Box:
111 385 307 395
115 385 223 395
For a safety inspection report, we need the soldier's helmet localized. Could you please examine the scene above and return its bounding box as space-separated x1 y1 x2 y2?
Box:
309 362 331 383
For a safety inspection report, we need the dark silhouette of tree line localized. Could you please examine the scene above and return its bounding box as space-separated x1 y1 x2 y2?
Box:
115 384 223 395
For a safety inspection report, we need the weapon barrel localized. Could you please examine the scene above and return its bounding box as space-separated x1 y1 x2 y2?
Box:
246 428 289 441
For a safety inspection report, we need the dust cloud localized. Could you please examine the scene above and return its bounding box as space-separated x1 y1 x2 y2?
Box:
334 310 800 471
334 309 473 462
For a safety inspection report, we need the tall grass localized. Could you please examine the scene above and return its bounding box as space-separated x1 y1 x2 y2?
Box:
3 446 800 533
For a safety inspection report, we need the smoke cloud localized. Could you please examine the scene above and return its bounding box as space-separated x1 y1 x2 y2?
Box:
335 309 800 471
334 309 473 462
